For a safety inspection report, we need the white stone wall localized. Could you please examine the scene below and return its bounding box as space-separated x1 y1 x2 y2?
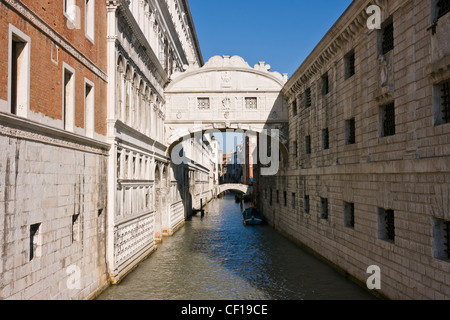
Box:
260 0 450 300
0 121 109 300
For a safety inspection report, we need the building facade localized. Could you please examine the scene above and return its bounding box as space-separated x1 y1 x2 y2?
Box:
0 0 109 299
0 0 212 299
104 0 203 283
258 0 450 299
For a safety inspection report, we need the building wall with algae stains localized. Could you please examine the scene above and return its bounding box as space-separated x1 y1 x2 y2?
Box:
0 113 110 299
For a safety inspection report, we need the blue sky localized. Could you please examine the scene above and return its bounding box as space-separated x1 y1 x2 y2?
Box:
189 0 353 78
188 0 353 153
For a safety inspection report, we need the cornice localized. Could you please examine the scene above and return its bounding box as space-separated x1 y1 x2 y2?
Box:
283 0 386 98
4 0 108 81
0 112 110 155
117 0 169 86
179 0 204 66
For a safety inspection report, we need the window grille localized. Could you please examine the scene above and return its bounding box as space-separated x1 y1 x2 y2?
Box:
322 128 329 150
305 135 311 154
245 97 257 109
305 88 312 108
322 73 329 95
344 202 355 228
382 22 394 55
304 195 310 214
445 221 450 259
385 209 395 241
438 0 450 19
382 102 396 137
197 98 210 109
346 51 355 79
320 198 328 220
441 80 450 123
346 118 356 145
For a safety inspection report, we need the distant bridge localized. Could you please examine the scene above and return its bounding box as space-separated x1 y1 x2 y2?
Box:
217 183 253 195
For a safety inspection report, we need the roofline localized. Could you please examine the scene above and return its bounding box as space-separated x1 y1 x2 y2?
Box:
181 0 204 66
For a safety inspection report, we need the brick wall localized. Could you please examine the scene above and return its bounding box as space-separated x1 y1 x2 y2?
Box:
0 0 107 135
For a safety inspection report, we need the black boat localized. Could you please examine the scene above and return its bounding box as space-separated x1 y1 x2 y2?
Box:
242 207 263 225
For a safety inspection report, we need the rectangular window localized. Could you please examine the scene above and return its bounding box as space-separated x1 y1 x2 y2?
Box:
432 218 450 261
197 97 210 109
98 209 105 234
30 223 41 261
344 202 355 229
322 128 329 150
305 88 312 108
64 0 76 22
269 188 273 205
276 190 279 204
437 0 450 19
84 79 94 138
283 191 287 207
63 64 75 131
380 102 396 137
305 135 311 154
85 0 95 42
292 141 298 157
304 195 310 214
72 214 81 243
382 21 394 55
9 25 30 117
345 118 356 145
320 197 329 220
291 193 296 209
345 50 355 79
245 97 258 109
434 79 450 125
322 72 329 96
292 99 297 116
378 208 395 242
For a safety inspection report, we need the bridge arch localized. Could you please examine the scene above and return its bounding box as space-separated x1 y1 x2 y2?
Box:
164 55 290 166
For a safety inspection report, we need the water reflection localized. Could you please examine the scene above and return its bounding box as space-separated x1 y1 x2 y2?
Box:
97 194 376 300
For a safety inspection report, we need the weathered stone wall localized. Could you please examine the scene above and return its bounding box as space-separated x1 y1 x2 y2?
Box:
259 0 450 299
0 118 109 300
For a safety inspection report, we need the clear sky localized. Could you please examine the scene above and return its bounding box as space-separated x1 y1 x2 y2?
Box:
189 0 353 78
188 0 354 153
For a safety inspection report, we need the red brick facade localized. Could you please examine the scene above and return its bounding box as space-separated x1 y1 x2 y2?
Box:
0 0 107 135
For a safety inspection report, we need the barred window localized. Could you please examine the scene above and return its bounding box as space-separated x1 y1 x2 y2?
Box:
382 22 394 55
245 97 258 109
320 197 329 220
345 50 355 79
292 193 296 209
344 202 355 229
380 102 396 137
292 99 298 116
378 208 395 242
322 128 329 150
322 72 329 96
433 218 450 261
305 88 312 108
439 79 450 123
437 0 450 19
304 195 310 214
305 135 311 154
345 118 356 145
197 97 210 109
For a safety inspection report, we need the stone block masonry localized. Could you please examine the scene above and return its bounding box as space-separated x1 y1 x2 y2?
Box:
0 116 109 299
258 0 450 300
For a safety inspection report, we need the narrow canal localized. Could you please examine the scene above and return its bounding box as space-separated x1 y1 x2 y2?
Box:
97 194 376 300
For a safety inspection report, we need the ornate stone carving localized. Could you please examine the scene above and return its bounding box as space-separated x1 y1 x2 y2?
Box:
221 71 232 88
222 98 231 110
